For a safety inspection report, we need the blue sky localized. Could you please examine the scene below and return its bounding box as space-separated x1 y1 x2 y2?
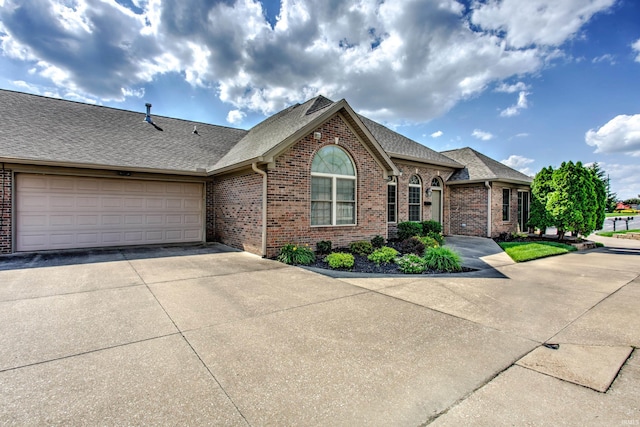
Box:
1 0 639 199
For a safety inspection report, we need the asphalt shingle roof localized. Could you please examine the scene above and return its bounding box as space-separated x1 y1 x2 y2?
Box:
0 89 247 174
358 115 462 168
441 147 533 184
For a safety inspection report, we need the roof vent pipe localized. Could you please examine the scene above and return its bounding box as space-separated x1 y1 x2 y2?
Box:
144 103 153 124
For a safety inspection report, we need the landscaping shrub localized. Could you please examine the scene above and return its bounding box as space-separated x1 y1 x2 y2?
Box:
325 252 355 269
371 235 385 249
277 243 316 265
418 235 439 248
395 254 427 274
397 236 426 256
316 240 332 255
367 246 399 265
349 240 374 256
420 220 442 235
424 247 462 272
425 231 444 246
397 221 422 240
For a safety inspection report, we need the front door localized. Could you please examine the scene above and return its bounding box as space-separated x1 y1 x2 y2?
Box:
517 191 530 232
431 188 442 224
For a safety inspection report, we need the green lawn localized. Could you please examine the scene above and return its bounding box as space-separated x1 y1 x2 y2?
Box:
596 229 640 237
606 212 638 217
498 241 577 263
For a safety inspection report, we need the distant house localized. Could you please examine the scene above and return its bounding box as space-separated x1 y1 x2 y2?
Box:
0 89 532 257
615 202 632 212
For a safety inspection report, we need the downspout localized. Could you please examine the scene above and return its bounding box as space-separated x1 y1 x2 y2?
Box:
485 181 492 237
252 163 268 257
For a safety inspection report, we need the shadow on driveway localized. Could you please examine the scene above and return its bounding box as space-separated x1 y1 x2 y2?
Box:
0 243 238 271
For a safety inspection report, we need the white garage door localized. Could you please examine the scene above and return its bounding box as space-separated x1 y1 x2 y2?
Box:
16 174 204 251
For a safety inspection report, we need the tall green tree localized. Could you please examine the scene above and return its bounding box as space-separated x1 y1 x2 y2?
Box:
528 166 555 233
529 161 606 239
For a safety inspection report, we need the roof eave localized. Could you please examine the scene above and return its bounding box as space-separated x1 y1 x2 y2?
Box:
388 153 462 169
0 157 209 177
447 177 532 186
209 157 265 176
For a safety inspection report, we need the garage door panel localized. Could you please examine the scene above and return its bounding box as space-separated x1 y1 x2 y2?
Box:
17 175 204 251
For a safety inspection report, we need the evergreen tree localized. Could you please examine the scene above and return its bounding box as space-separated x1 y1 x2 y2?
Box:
530 161 606 239
528 166 555 233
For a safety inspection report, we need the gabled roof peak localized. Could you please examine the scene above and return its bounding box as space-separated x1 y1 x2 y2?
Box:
305 95 334 115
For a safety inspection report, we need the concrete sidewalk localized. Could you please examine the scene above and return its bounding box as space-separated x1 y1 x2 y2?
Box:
0 239 638 425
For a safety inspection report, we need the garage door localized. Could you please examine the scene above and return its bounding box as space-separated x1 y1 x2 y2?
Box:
16 174 204 251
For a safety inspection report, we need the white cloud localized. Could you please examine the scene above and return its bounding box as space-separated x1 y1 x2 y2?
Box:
515 133 530 138
598 162 640 201
472 129 494 141
501 154 535 175
632 38 640 62
500 91 530 117
471 0 616 49
431 130 443 138
495 81 529 93
592 53 616 65
585 114 640 156
0 0 616 122
226 109 246 125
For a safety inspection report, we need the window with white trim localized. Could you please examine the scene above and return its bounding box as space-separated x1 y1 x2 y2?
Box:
408 175 422 221
502 188 511 221
387 177 397 223
311 146 356 226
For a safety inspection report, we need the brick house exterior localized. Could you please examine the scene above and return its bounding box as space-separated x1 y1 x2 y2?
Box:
0 90 532 256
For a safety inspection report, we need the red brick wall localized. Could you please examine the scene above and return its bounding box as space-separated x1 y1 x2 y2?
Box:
389 161 454 238
0 168 11 254
213 170 263 255
205 180 215 242
264 114 388 258
491 184 520 236
448 184 489 236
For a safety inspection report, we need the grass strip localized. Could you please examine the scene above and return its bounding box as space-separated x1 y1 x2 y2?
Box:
499 241 577 262
596 229 640 237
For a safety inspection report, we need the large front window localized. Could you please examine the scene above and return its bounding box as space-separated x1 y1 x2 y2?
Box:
408 175 422 222
311 146 356 226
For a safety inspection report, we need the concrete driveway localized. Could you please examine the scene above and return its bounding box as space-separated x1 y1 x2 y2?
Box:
0 239 638 426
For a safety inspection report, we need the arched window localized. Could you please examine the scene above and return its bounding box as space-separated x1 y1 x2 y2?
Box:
408 175 422 221
311 146 356 226
431 177 442 188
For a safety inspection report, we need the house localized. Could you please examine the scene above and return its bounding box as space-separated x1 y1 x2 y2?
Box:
0 89 532 258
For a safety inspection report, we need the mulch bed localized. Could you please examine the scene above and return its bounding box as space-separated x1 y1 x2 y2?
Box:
308 251 475 275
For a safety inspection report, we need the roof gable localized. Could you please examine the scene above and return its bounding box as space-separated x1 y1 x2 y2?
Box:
441 147 533 184
213 96 399 175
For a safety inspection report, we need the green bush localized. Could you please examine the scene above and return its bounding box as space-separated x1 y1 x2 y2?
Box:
349 240 374 256
398 237 426 255
417 235 439 248
397 221 422 240
423 247 462 272
371 235 385 249
420 220 442 235
277 243 316 265
316 240 332 255
395 253 427 274
367 246 399 265
325 252 355 269
425 231 444 246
